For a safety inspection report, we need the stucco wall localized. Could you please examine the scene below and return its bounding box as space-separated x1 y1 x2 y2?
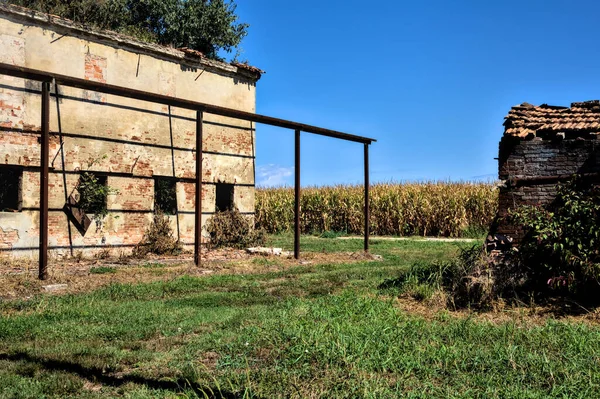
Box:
0 7 258 257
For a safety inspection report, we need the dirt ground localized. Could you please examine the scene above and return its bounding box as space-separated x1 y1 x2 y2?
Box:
0 249 380 300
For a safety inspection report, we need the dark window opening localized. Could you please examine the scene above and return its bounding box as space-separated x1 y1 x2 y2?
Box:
0 166 22 212
154 177 177 215
215 183 234 212
77 173 108 216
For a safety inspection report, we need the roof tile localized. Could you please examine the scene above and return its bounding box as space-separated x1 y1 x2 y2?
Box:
504 100 600 138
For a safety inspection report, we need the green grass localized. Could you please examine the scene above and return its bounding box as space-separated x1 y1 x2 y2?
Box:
1 235 599 398
89 266 117 275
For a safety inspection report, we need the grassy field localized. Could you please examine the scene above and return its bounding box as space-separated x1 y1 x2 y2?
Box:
1 235 600 398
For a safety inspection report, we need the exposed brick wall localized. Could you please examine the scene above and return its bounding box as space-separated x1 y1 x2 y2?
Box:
0 12 258 258
0 34 25 130
83 53 107 103
494 137 600 240
0 227 19 249
84 54 107 83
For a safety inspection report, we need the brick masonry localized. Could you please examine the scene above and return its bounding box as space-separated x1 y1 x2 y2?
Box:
493 136 600 239
0 8 260 258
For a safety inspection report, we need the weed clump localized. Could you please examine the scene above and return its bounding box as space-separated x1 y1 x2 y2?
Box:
133 212 182 257
205 208 265 249
380 245 526 309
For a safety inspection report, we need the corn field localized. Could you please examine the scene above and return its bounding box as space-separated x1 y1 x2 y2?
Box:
256 182 498 237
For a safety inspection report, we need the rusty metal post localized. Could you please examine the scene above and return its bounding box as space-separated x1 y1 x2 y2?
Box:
194 110 203 266
294 129 301 259
39 81 50 280
364 143 370 252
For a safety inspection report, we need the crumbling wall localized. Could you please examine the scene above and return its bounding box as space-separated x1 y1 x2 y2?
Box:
0 6 259 258
494 136 600 239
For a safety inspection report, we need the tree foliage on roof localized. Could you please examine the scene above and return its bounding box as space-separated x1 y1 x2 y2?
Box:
8 0 248 60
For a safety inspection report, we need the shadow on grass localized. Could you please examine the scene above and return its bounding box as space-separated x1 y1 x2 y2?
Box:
0 352 258 399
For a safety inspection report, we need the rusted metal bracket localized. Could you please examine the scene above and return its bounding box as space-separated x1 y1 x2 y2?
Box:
63 194 91 236
0 63 376 145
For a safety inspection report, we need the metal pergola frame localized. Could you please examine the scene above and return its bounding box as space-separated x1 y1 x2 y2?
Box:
0 62 376 280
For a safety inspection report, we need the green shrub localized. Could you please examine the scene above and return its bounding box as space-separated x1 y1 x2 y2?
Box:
10 0 248 60
386 179 600 308
77 172 118 221
509 178 600 296
205 208 265 249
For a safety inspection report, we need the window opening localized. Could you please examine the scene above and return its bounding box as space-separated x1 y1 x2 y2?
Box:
215 183 234 212
154 177 177 215
0 166 22 212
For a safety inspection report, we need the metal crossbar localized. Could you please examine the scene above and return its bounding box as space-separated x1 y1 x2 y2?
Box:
0 62 375 279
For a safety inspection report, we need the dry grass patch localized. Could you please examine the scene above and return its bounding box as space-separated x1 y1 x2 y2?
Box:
0 249 378 300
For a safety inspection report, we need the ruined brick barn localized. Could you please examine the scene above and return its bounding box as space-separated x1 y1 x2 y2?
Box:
0 5 263 257
492 101 600 241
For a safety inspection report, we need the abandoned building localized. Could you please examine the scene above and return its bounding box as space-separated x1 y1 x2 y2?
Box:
0 5 263 257
492 100 600 241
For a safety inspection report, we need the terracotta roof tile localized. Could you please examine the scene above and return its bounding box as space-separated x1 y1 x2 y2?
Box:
231 62 265 77
177 47 204 58
504 100 600 138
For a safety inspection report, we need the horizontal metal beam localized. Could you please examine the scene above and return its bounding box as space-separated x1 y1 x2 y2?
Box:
0 63 376 145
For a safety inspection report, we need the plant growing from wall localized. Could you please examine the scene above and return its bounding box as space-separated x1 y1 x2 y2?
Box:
77 156 119 222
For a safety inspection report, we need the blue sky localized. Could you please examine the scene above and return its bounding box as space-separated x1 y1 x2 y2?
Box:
231 0 600 187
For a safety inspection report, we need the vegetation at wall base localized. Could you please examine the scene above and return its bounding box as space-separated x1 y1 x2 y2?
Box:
133 211 182 257
380 245 529 309
256 182 498 238
508 178 600 300
8 0 248 60
205 207 265 249
385 178 600 309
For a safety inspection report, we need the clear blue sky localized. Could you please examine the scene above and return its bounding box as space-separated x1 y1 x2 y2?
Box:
231 0 600 187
